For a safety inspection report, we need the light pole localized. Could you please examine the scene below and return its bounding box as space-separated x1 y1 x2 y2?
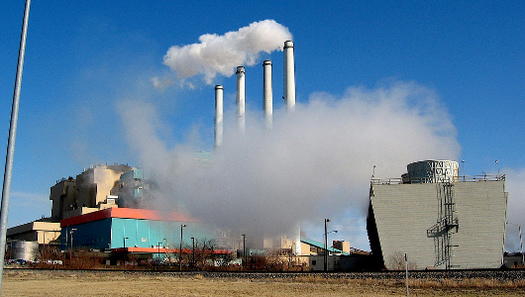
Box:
69 228 77 259
179 224 187 271
324 219 338 272
324 219 329 272
242 234 246 269
191 236 195 269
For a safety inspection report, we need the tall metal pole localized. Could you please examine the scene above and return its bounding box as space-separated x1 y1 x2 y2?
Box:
0 0 31 291
404 253 410 297
179 224 186 271
69 228 77 259
191 237 195 269
508 222 524 266
242 234 246 269
324 219 330 272
514 223 525 266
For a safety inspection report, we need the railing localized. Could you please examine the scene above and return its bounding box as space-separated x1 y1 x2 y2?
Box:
457 174 505 182
371 174 505 185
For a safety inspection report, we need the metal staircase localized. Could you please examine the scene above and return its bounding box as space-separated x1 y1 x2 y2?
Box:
427 182 459 269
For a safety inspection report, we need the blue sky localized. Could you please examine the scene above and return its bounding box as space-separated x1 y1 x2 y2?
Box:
1 1 524 250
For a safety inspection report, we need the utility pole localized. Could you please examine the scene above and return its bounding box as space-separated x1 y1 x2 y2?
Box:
179 224 186 271
324 219 330 272
242 234 246 269
191 237 195 269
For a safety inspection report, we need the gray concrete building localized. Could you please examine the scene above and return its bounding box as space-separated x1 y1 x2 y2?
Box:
367 160 507 270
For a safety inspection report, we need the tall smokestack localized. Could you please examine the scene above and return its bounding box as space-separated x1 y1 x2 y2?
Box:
236 66 246 132
214 85 223 148
263 60 273 129
283 40 295 111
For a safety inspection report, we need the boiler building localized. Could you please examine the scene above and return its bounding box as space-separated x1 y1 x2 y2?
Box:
367 160 507 270
60 207 212 252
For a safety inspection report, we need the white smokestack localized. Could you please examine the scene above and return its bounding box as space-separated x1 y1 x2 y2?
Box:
283 40 295 111
236 66 246 132
214 85 224 148
263 60 273 129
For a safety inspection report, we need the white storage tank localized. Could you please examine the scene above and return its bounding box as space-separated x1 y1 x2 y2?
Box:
9 241 39 261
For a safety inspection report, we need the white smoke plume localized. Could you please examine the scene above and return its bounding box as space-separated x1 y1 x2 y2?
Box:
162 20 292 84
503 168 525 252
118 81 460 249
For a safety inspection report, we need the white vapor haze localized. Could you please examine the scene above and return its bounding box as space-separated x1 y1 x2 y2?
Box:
502 168 525 252
118 81 460 249
162 20 292 84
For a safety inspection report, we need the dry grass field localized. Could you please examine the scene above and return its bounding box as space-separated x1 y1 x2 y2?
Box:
2 269 525 296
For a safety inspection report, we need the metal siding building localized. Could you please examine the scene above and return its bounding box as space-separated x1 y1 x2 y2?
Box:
61 208 211 251
368 161 507 270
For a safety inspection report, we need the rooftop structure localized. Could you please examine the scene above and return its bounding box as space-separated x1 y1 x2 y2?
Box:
50 164 135 220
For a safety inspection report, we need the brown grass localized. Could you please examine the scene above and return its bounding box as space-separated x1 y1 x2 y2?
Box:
2 270 524 297
290 274 525 289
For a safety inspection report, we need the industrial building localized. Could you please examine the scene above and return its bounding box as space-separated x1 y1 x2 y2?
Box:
6 164 215 260
51 164 218 254
6 219 61 245
6 40 300 263
367 160 508 270
60 207 210 252
50 164 137 221
5 39 513 271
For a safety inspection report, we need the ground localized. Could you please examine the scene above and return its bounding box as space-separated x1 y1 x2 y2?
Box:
2 269 524 296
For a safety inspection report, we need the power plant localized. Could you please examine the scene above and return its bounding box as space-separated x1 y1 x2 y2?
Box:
4 40 514 271
5 40 313 267
214 40 296 147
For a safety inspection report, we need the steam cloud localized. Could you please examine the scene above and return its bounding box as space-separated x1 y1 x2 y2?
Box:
502 169 525 252
161 20 292 84
118 81 461 249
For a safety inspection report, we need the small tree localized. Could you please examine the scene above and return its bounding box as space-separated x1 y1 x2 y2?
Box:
387 251 417 270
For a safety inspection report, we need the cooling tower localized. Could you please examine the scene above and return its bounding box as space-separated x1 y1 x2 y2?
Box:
283 40 295 111
367 160 507 270
214 85 223 148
